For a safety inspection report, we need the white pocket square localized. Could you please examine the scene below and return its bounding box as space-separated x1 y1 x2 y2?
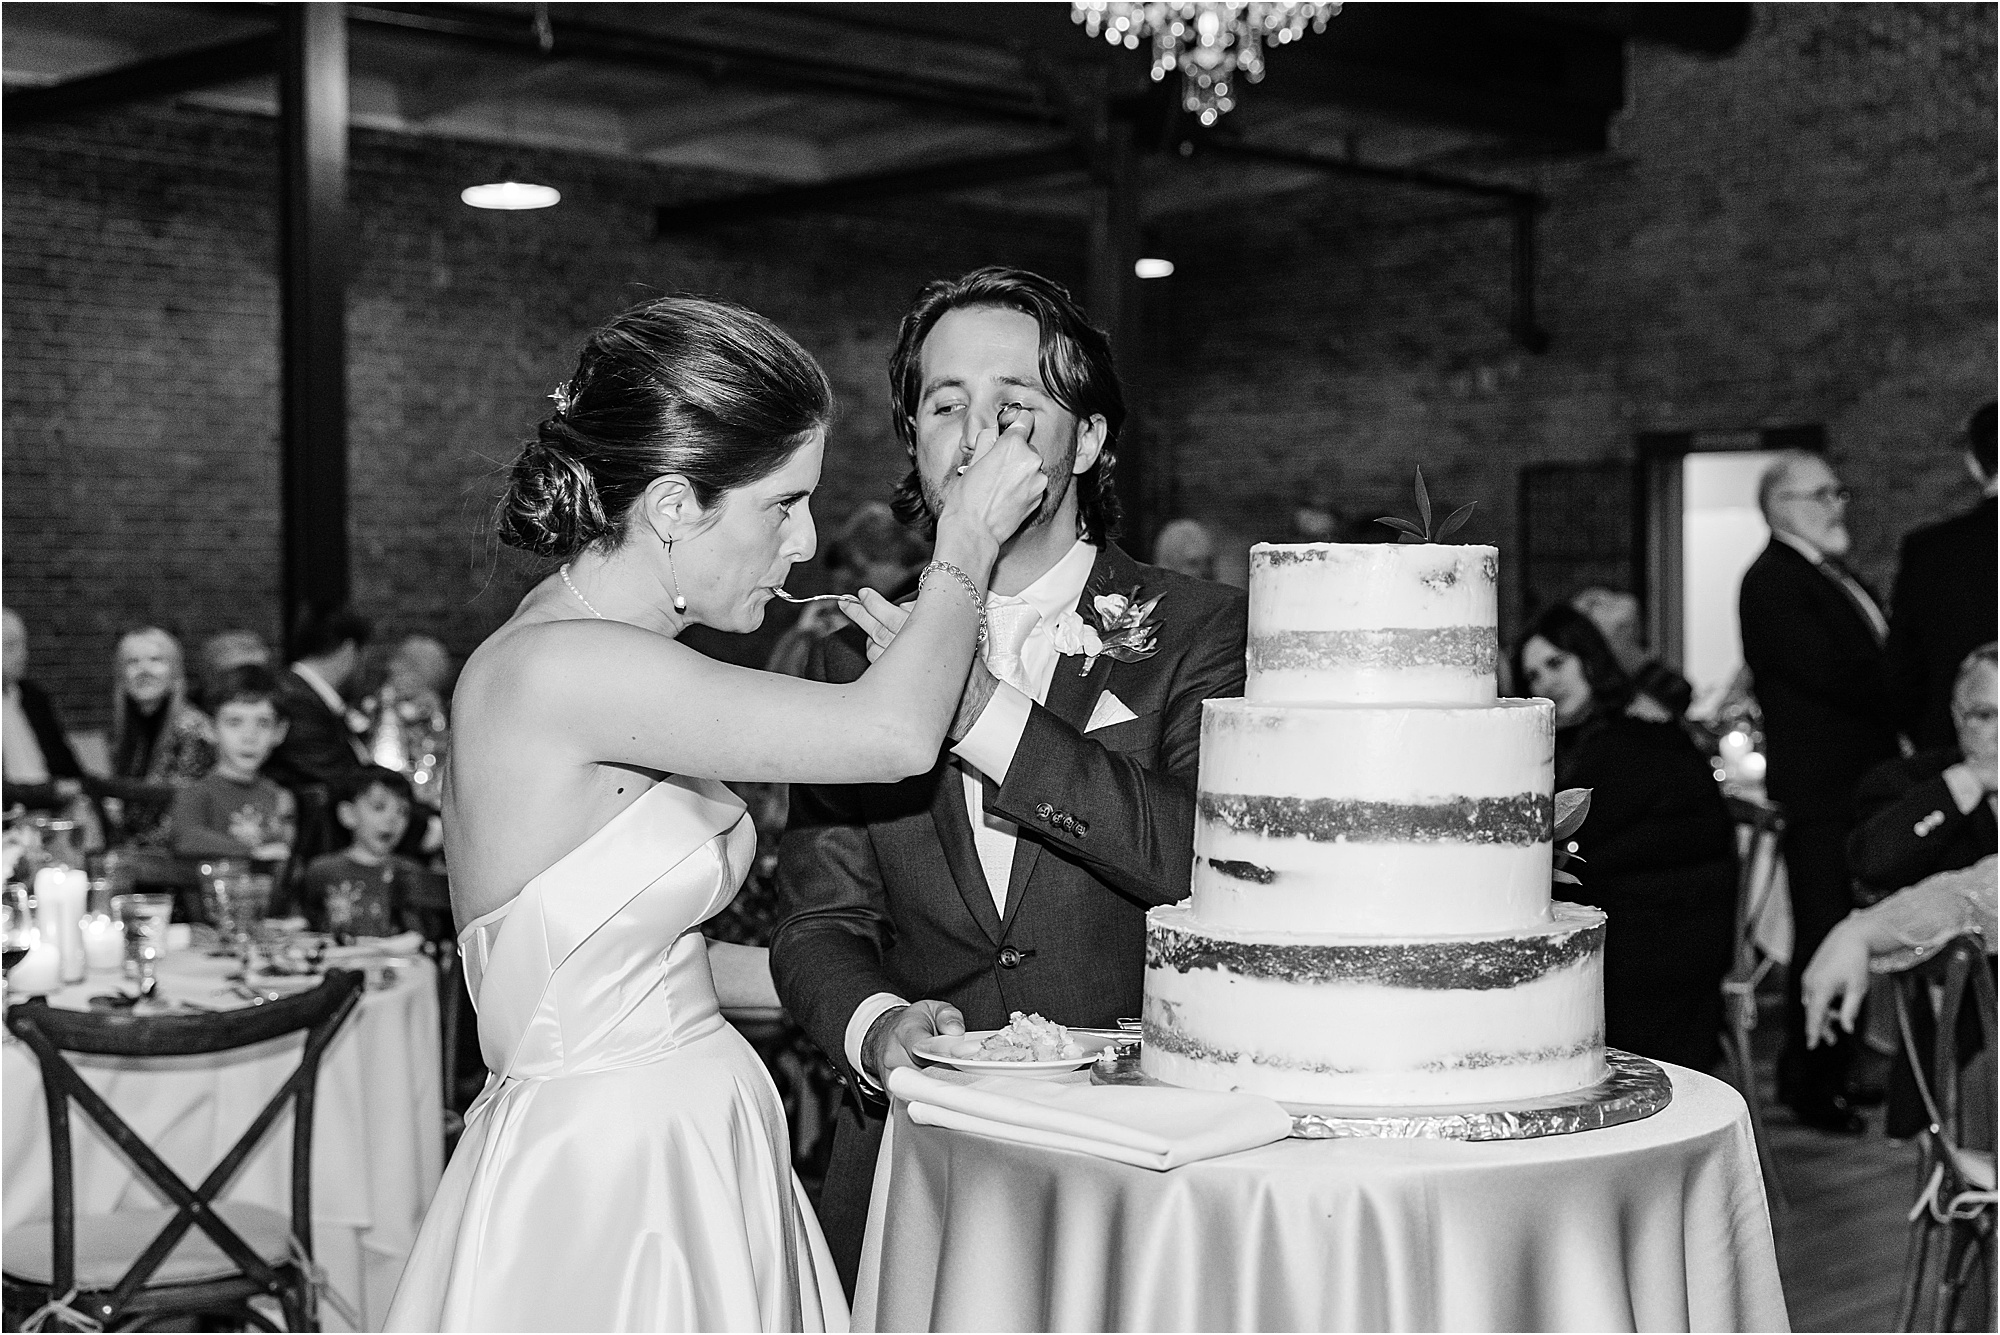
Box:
1085 691 1140 733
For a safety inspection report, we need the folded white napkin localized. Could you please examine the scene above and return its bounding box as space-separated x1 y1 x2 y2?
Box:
1084 691 1140 733
889 1066 1293 1170
322 930 425 961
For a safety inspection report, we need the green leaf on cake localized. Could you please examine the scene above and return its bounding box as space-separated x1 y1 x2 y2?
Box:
1553 788 1593 840
1375 467 1479 543
1435 501 1477 542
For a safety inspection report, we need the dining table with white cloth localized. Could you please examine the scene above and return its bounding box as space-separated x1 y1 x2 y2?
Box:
3 945 444 1332
855 1062 1789 1332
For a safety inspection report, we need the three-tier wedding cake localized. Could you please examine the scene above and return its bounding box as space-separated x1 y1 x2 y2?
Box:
1140 542 1607 1107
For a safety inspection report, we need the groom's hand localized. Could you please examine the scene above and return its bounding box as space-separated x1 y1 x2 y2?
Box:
862 998 965 1084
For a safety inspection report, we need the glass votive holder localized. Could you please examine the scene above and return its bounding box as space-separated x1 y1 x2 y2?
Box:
80 912 124 973
113 892 175 996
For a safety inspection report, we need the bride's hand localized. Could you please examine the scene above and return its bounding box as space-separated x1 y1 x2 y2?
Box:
844 588 909 664
937 417 1047 548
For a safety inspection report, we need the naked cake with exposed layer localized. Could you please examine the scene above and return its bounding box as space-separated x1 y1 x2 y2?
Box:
1140 542 1607 1107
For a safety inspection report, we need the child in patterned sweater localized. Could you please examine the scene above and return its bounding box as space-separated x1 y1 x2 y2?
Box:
297 765 445 941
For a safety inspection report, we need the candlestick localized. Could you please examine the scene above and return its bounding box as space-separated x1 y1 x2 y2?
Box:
34 866 89 985
10 936 60 995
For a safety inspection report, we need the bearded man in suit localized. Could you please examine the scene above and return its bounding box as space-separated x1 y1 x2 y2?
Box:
1739 450 1901 1132
772 267 1247 1288
1886 401 1999 751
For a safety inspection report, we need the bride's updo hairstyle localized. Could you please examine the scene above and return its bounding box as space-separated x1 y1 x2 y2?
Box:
499 296 834 559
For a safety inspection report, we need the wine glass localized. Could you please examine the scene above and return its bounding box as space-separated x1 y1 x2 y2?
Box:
4 882 39 1022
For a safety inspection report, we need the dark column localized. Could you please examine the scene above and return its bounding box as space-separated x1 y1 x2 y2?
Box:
1087 106 1149 551
279 4 350 643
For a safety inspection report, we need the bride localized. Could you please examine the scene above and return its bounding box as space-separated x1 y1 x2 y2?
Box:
386 295 1044 1331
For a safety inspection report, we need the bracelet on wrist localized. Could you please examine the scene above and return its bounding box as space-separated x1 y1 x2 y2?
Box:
920 559 987 647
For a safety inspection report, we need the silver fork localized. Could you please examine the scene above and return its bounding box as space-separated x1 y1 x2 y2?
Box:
769 589 855 606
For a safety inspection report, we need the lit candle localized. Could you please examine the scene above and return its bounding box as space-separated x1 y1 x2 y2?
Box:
81 913 125 972
10 936 60 995
34 866 90 984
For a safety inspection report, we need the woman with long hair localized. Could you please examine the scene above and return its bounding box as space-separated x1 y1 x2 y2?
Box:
1512 603 1737 1071
386 295 1043 1332
100 627 216 847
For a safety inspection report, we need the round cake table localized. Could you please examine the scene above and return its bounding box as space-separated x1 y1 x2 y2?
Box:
853 1063 1788 1332
3 948 444 1332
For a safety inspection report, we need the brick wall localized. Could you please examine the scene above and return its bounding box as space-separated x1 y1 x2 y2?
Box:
1153 2 1996 630
4 111 1083 726
5 2 1993 727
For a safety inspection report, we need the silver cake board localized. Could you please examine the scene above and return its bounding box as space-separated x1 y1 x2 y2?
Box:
1089 1045 1672 1141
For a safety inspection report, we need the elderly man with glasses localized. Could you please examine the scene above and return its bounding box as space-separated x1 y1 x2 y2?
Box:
1739 449 1903 1133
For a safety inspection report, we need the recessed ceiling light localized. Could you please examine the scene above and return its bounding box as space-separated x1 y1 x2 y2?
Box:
1134 257 1175 279
461 181 561 210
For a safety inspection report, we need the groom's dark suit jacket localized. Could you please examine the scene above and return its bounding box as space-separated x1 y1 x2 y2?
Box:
770 541 1245 1285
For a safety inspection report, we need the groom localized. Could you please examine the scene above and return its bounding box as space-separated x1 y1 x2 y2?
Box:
770 266 1247 1289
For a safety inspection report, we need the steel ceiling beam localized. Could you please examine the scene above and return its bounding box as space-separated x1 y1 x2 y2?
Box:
3 30 279 125
345 4 1065 127
654 145 1086 232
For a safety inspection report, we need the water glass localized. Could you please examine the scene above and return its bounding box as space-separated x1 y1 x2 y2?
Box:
114 893 175 998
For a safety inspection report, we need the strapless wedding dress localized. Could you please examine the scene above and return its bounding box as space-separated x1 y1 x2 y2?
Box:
387 778 847 1332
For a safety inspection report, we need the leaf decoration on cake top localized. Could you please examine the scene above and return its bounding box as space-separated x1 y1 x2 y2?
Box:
1551 787 1592 887
1376 466 1477 544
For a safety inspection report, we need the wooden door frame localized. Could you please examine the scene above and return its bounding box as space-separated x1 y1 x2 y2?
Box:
1636 424 1825 672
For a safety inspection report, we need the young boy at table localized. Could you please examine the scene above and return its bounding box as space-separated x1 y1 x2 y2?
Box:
295 765 446 941
171 664 295 872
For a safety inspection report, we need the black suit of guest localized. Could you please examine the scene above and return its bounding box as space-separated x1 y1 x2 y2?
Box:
263 668 366 793
1886 497 1998 751
772 543 1245 1287
1848 748 1998 903
1556 711 1738 1071
1 679 86 812
263 667 369 871
1739 538 1901 1107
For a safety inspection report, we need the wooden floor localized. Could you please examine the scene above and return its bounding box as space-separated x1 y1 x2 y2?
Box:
1742 995 1973 1333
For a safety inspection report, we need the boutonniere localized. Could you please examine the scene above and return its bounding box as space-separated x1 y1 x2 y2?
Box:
1057 586 1165 676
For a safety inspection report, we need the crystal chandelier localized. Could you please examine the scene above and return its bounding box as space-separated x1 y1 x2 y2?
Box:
1072 2 1341 126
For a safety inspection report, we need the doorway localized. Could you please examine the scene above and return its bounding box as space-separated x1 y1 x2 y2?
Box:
1640 425 1826 718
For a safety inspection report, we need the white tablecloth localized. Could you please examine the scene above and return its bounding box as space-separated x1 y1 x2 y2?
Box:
4 949 445 1331
857 1064 1789 1332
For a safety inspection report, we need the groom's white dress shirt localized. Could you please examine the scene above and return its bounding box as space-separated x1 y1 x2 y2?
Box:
843 538 1099 1081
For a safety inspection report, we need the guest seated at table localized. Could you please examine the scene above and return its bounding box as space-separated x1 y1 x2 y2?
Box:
1848 643 1997 904
2 607 90 817
357 634 454 822
295 765 446 941
93 627 216 849
1514 604 1738 1071
169 665 295 875
1152 517 1218 581
195 628 274 711
1571 586 1695 720
1800 855 1997 1144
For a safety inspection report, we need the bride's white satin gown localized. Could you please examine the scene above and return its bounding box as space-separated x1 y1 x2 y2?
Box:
387 777 848 1332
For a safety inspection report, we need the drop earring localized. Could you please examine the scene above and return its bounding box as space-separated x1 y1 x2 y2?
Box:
663 532 688 613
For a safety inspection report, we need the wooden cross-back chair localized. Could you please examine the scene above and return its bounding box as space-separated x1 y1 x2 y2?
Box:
2 970 365 1332
1892 935 1996 1332
1721 790 1788 1212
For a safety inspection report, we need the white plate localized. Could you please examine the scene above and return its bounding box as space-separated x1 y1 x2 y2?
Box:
912 1029 1120 1076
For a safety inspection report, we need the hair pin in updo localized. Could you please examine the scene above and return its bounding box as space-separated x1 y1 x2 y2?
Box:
548 381 576 417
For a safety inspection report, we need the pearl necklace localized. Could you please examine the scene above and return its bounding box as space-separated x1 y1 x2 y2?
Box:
558 564 605 619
